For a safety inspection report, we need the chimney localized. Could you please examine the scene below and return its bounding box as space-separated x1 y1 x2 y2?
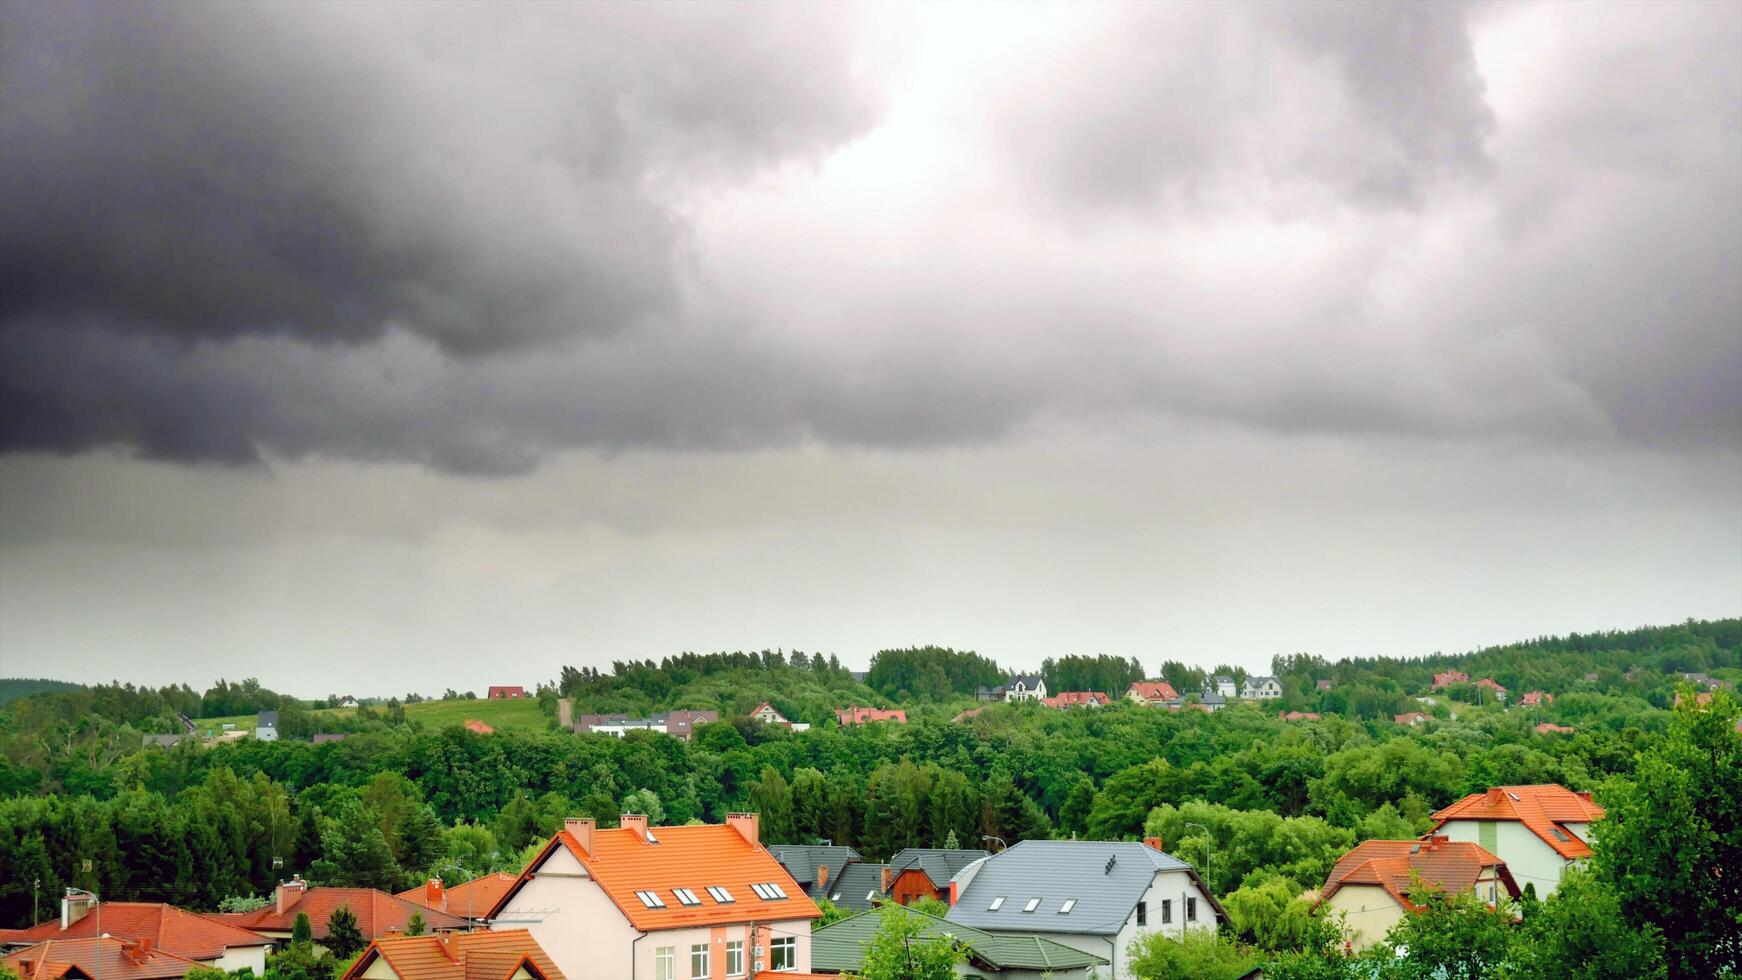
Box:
1486 787 1504 806
62 891 97 929
620 813 650 842
816 865 830 889
557 699 574 729
726 812 760 848
131 938 151 961
276 875 307 915
565 817 595 856
880 867 894 894
1143 837 1165 853
1575 790 1593 803
425 878 446 913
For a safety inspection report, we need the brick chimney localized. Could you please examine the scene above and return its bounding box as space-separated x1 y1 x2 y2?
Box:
565 817 595 856
816 865 830 889
726 812 760 848
62 891 96 929
620 813 650 842
1575 790 1593 802
1143 837 1165 853
424 878 446 913
126 939 151 962
1485 787 1504 805
880 866 894 894
276 875 307 915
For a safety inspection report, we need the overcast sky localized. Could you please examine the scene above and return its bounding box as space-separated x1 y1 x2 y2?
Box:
2 1 1738 696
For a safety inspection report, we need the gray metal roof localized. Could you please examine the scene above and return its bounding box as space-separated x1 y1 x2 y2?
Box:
257 710 278 725
888 848 990 885
767 844 864 886
1008 674 1043 687
946 840 1201 937
823 862 889 911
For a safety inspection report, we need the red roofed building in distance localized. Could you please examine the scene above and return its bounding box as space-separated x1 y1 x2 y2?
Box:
1041 691 1111 709
464 719 495 735
4 937 208 980
0 901 272 974
1429 785 1603 897
1520 691 1553 707
211 878 467 943
396 874 521 923
1282 711 1321 721
487 687 527 700
1125 681 1179 706
1394 712 1431 726
485 813 822 979
1431 670 1469 690
1534 722 1576 735
1315 837 1518 949
1475 678 1508 702
339 929 564 980
835 706 906 726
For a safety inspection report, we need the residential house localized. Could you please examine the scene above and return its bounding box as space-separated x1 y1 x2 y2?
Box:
1125 682 1179 707
396 873 522 924
0 900 273 974
1679 671 1731 690
140 735 184 749
1281 711 1321 721
314 733 350 745
811 904 1105 980
1475 678 1508 703
748 703 810 733
1165 692 1223 713
1393 712 1431 727
213 878 466 946
1315 680 1334 692
1315 837 1519 949
486 813 822 980
657 710 719 740
4 937 208 980
465 720 495 735
339 929 563 980
883 849 989 907
255 711 278 742
767 845 866 906
1002 675 1047 703
946 838 1223 980
1520 691 1553 708
1042 691 1110 709
1209 676 1238 699
487 687 527 700
835 706 906 726
1240 676 1283 700
1429 785 1604 896
1430 670 1469 690
335 696 361 708
814 863 890 913
571 711 719 741
1534 723 1576 735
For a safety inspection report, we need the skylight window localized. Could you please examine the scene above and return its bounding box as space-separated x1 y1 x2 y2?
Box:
634 890 666 908
673 888 702 906
706 886 735 904
987 896 1005 911
1059 899 1077 914
750 882 789 900
1023 898 1041 913
866 890 878 901
1550 828 1570 842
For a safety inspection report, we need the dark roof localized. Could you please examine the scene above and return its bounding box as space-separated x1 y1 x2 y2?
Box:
256 711 277 726
811 905 1104 974
141 735 183 748
946 840 1222 937
821 863 888 912
1007 674 1043 687
766 845 863 887
887 848 990 887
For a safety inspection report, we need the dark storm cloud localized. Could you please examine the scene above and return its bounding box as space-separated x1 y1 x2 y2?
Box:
0 1 1737 472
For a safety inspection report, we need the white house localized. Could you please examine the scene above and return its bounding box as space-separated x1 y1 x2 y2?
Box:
1210 676 1238 699
1003 674 1047 702
947 839 1222 980
1240 676 1283 700
488 813 820 980
1316 837 1520 949
1429 785 1604 897
254 711 278 741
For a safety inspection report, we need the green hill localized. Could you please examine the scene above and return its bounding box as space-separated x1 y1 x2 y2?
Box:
0 678 83 705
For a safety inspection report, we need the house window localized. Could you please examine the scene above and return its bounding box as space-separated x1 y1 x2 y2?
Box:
706 886 735 903
636 890 667 908
1160 899 1172 924
1136 901 1147 926
674 888 702 906
769 935 796 971
987 896 1005 911
1023 897 1040 912
690 943 709 979
751 882 789 900
655 946 675 980
725 940 744 977
1187 897 1198 922
1058 899 1076 914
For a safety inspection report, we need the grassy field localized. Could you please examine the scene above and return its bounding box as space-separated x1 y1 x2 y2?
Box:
191 695 549 736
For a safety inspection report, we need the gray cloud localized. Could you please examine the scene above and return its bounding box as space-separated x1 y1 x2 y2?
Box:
0 1 1737 474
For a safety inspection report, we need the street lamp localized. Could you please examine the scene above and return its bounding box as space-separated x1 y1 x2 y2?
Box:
66 888 99 980
980 835 1008 853
1184 823 1213 895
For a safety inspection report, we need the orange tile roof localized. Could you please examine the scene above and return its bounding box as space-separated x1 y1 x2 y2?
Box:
211 887 467 940
489 821 821 932
1318 838 1518 913
1534 722 1576 735
836 705 906 725
1042 691 1110 708
0 904 271 961
4 938 205 980
1394 711 1430 725
340 929 564 980
464 720 494 735
1127 681 1179 701
1431 784 1604 860
396 874 520 918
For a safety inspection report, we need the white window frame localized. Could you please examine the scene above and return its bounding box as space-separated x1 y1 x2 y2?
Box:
1023 897 1040 912
637 890 667 908
707 885 735 904
674 888 702 906
725 939 745 977
1187 896 1198 922
1059 898 1076 914
654 946 675 980
769 935 796 971
987 896 1005 911
689 943 709 979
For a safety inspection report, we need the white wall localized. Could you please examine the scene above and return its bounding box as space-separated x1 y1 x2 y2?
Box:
491 844 637 980
636 920 810 979
213 947 269 974
1437 820 1573 897
1028 869 1215 980
1322 884 1402 949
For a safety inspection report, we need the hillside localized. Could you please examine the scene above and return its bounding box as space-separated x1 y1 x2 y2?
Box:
192 693 551 735
0 677 82 704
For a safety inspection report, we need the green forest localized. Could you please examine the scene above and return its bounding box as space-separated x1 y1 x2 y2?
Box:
1 619 1738 978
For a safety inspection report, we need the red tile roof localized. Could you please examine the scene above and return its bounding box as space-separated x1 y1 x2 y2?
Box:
1534 722 1576 735
1431 785 1604 860
1127 681 1179 702
1520 691 1553 707
1394 711 1430 725
1282 711 1321 721
486 687 526 699
489 819 821 932
0 904 270 961
1431 670 1469 689
464 720 494 735
1476 678 1507 693
340 929 564 980
1317 838 1518 913
211 887 467 940
395 874 520 918
4 938 205 980
835 706 906 725
1042 691 1110 708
